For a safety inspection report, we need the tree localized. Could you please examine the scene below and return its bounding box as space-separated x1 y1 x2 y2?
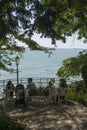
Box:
40 0 87 43
1 0 87 44
0 0 44 72
0 0 87 72
81 64 87 88
56 50 87 79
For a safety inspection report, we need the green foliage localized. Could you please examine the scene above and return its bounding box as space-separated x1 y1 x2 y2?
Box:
37 0 87 43
81 64 87 88
0 0 43 73
67 82 87 106
1 0 87 73
1 0 87 44
15 34 45 51
67 83 77 101
57 50 87 79
0 112 25 130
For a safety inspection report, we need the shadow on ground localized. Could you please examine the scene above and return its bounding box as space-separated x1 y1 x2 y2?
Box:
3 96 87 130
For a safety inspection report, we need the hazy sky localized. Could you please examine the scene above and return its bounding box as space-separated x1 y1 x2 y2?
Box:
32 33 87 49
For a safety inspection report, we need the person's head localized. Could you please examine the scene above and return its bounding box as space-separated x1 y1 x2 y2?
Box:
7 80 12 85
28 78 32 83
59 78 67 87
51 78 55 83
48 81 53 87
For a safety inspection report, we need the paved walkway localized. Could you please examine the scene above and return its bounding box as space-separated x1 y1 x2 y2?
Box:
3 96 87 130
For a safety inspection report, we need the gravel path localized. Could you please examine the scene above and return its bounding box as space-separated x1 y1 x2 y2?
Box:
3 96 87 130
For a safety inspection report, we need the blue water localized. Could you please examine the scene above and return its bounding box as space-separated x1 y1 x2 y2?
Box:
0 48 83 80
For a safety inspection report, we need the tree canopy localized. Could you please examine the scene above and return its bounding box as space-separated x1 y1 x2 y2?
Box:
0 0 87 72
1 0 87 44
56 50 87 79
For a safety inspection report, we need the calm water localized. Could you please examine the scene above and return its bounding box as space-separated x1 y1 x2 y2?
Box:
0 48 83 80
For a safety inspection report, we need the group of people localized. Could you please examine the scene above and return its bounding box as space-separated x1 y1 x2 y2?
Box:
44 78 68 104
5 78 68 105
5 78 36 102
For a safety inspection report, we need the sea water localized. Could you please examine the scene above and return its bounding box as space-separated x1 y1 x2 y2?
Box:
0 48 83 80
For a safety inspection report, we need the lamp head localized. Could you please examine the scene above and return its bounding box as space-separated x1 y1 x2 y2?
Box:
15 55 20 65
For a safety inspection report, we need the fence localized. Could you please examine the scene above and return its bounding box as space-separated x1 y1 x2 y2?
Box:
0 77 60 98
0 77 79 99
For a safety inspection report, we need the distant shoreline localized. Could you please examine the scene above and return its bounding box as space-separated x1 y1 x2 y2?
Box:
25 47 85 51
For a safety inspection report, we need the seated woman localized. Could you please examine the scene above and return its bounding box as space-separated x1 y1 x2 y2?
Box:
44 81 53 96
57 78 68 104
5 80 15 99
44 81 56 103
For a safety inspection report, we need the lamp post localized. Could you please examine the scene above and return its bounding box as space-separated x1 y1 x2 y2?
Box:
15 56 20 85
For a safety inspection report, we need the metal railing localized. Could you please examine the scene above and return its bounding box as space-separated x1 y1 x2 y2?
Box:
1 77 87 107
0 77 79 99
0 77 60 99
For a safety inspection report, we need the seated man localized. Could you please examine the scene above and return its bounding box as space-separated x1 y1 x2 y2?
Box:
27 78 36 102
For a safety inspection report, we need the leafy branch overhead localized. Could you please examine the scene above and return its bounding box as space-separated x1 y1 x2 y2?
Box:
56 51 87 79
14 34 45 50
1 0 87 44
0 0 87 72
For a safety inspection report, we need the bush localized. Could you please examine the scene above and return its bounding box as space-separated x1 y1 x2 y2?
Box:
81 64 87 88
0 112 25 130
67 82 87 106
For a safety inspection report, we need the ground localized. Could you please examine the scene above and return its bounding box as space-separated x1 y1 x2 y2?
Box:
2 96 87 130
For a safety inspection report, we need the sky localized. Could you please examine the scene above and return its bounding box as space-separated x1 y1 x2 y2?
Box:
31 33 87 49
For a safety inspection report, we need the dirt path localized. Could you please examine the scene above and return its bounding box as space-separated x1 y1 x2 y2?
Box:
3 96 87 130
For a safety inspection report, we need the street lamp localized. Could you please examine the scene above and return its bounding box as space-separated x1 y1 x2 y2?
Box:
15 55 20 85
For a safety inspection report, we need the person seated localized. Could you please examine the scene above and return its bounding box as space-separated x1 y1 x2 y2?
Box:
44 86 49 97
27 78 36 102
50 78 55 87
44 81 56 103
57 78 67 104
5 80 15 100
44 81 53 95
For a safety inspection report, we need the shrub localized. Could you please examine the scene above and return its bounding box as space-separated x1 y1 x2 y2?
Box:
67 81 87 106
0 112 25 130
81 64 87 88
